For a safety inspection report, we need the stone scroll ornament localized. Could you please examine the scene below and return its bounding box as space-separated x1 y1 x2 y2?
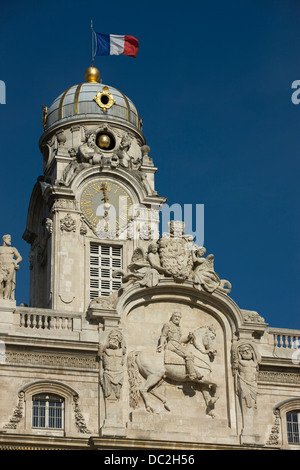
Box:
0 235 22 301
113 221 231 294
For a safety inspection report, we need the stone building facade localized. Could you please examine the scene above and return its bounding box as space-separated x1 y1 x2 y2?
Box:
0 67 299 450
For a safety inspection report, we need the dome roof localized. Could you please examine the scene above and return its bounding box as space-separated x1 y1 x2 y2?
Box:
44 68 141 132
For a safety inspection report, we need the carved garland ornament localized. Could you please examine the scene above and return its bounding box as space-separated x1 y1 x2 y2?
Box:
3 392 24 429
266 409 281 446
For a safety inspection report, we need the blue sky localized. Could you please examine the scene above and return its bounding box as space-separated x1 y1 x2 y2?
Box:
0 0 299 329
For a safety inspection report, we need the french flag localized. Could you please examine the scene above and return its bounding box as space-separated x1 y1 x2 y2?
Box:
94 33 139 58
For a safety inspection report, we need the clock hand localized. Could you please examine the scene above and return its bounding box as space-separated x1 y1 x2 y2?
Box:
100 183 111 209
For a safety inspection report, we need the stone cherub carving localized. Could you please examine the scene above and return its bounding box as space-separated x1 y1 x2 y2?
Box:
99 329 126 400
0 235 22 301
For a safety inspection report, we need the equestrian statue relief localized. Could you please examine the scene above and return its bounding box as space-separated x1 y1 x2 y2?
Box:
127 312 219 416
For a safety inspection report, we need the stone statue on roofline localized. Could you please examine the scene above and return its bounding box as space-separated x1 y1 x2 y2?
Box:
0 235 22 301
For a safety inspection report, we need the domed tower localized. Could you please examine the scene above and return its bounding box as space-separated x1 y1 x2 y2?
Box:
23 67 166 311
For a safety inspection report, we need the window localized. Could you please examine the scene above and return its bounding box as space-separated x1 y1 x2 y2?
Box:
32 394 64 430
90 243 122 299
287 411 300 444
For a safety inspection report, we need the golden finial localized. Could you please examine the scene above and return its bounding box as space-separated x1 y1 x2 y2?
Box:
84 66 100 83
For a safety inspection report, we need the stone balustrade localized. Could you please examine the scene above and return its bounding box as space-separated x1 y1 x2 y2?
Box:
19 312 73 330
14 307 83 336
268 328 300 349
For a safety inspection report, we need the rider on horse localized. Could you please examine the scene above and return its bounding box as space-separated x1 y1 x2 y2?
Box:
157 311 203 380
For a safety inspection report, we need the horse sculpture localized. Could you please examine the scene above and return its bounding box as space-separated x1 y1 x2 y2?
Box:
127 325 219 417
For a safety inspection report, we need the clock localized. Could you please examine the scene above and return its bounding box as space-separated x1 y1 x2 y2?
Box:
80 178 134 234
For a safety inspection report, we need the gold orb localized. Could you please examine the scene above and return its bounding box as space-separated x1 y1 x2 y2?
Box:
84 67 100 83
97 133 111 149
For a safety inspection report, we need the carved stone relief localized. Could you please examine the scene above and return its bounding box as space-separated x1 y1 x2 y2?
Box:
114 220 231 294
51 198 76 212
113 244 168 288
79 215 88 235
266 409 281 446
45 218 53 237
127 311 219 417
241 310 266 324
111 134 140 170
58 149 89 187
78 129 104 165
3 391 24 429
73 395 90 433
60 213 76 233
99 329 126 400
231 341 261 411
231 340 262 437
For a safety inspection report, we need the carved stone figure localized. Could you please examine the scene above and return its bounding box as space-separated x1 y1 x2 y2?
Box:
41 104 47 129
157 312 202 380
45 218 53 237
232 341 261 410
0 235 22 301
59 148 89 186
127 314 218 415
138 222 153 240
112 134 132 168
113 219 231 297
99 330 126 400
192 247 231 294
78 130 104 165
113 245 168 288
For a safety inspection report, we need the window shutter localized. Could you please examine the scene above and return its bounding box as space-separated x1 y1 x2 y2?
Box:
90 243 122 299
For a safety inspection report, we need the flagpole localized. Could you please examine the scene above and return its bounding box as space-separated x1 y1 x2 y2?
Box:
91 20 94 66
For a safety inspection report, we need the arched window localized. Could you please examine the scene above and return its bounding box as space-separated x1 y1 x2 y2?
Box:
17 380 80 435
32 393 64 430
274 399 300 448
286 410 300 444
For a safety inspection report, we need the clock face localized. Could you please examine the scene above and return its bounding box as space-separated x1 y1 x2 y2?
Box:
80 179 134 234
